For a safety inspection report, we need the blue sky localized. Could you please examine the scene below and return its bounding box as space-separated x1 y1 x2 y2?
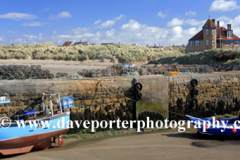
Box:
0 0 240 46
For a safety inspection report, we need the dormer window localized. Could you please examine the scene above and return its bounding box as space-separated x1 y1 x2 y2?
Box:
227 31 233 39
206 29 209 35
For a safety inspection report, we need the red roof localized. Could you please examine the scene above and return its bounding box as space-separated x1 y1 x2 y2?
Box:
202 19 217 28
189 19 240 41
189 30 203 41
62 41 73 46
216 27 240 41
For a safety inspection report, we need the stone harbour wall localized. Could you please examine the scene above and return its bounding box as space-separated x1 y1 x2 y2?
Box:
0 78 137 133
2 72 240 130
168 73 240 121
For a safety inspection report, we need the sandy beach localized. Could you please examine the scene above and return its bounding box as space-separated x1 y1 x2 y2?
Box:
2 128 240 160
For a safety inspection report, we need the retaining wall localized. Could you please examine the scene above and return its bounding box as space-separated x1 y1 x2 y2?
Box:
1 72 240 128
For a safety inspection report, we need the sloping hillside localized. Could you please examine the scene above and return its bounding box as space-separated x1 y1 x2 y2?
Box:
149 49 240 65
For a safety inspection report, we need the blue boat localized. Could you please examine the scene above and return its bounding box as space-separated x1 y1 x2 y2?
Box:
187 115 240 136
0 93 74 155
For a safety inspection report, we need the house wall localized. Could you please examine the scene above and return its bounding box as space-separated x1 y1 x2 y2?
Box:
186 28 217 53
202 28 217 50
220 42 240 49
185 41 204 53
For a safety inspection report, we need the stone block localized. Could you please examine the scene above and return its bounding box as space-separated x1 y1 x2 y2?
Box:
95 99 102 104
110 98 118 103
209 92 216 97
117 93 125 98
114 103 121 108
1 107 9 113
110 95 116 98
74 101 80 106
84 100 92 105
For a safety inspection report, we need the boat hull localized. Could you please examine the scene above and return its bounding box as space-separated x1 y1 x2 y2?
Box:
188 116 240 136
0 112 70 155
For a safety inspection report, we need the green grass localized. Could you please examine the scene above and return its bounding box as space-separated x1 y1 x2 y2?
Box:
63 135 79 139
137 103 167 117
79 134 88 139
110 130 117 135
103 131 110 136
150 49 240 65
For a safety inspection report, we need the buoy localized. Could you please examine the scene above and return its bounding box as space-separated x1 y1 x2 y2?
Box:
206 125 209 129
134 83 143 92
190 79 198 87
232 128 237 133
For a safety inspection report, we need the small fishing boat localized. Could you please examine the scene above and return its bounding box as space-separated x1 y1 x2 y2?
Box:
187 114 240 136
0 93 74 155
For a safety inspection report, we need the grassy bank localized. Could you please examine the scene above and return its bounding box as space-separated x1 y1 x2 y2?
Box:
149 49 240 65
0 42 185 63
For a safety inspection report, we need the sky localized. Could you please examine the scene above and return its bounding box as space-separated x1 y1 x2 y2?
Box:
0 0 240 46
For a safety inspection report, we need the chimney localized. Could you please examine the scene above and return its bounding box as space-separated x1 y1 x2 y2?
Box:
227 24 231 30
154 44 156 47
147 44 149 47
217 21 219 27
212 19 215 24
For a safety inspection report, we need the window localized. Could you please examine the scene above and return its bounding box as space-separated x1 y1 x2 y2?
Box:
227 31 233 39
234 41 239 46
212 29 215 35
212 40 215 45
190 41 192 46
195 41 200 46
206 29 209 35
225 42 230 46
206 40 209 46
188 51 191 54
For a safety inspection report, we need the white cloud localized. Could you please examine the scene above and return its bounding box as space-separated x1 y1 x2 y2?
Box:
72 27 89 34
96 14 125 29
49 11 72 20
157 11 167 18
114 14 125 21
83 33 94 37
97 20 115 29
22 21 43 26
57 35 82 39
94 20 102 25
210 0 240 11
23 35 37 39
0 37 3 42
44 8 50 11
216 15 231 21
0 19 206 47
185 11 197 17
9 31 18 35
167 18 184 27
57 35 72 38
122 19 145 30
53 31 57 34
0 13 37 20
185 19 205 26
